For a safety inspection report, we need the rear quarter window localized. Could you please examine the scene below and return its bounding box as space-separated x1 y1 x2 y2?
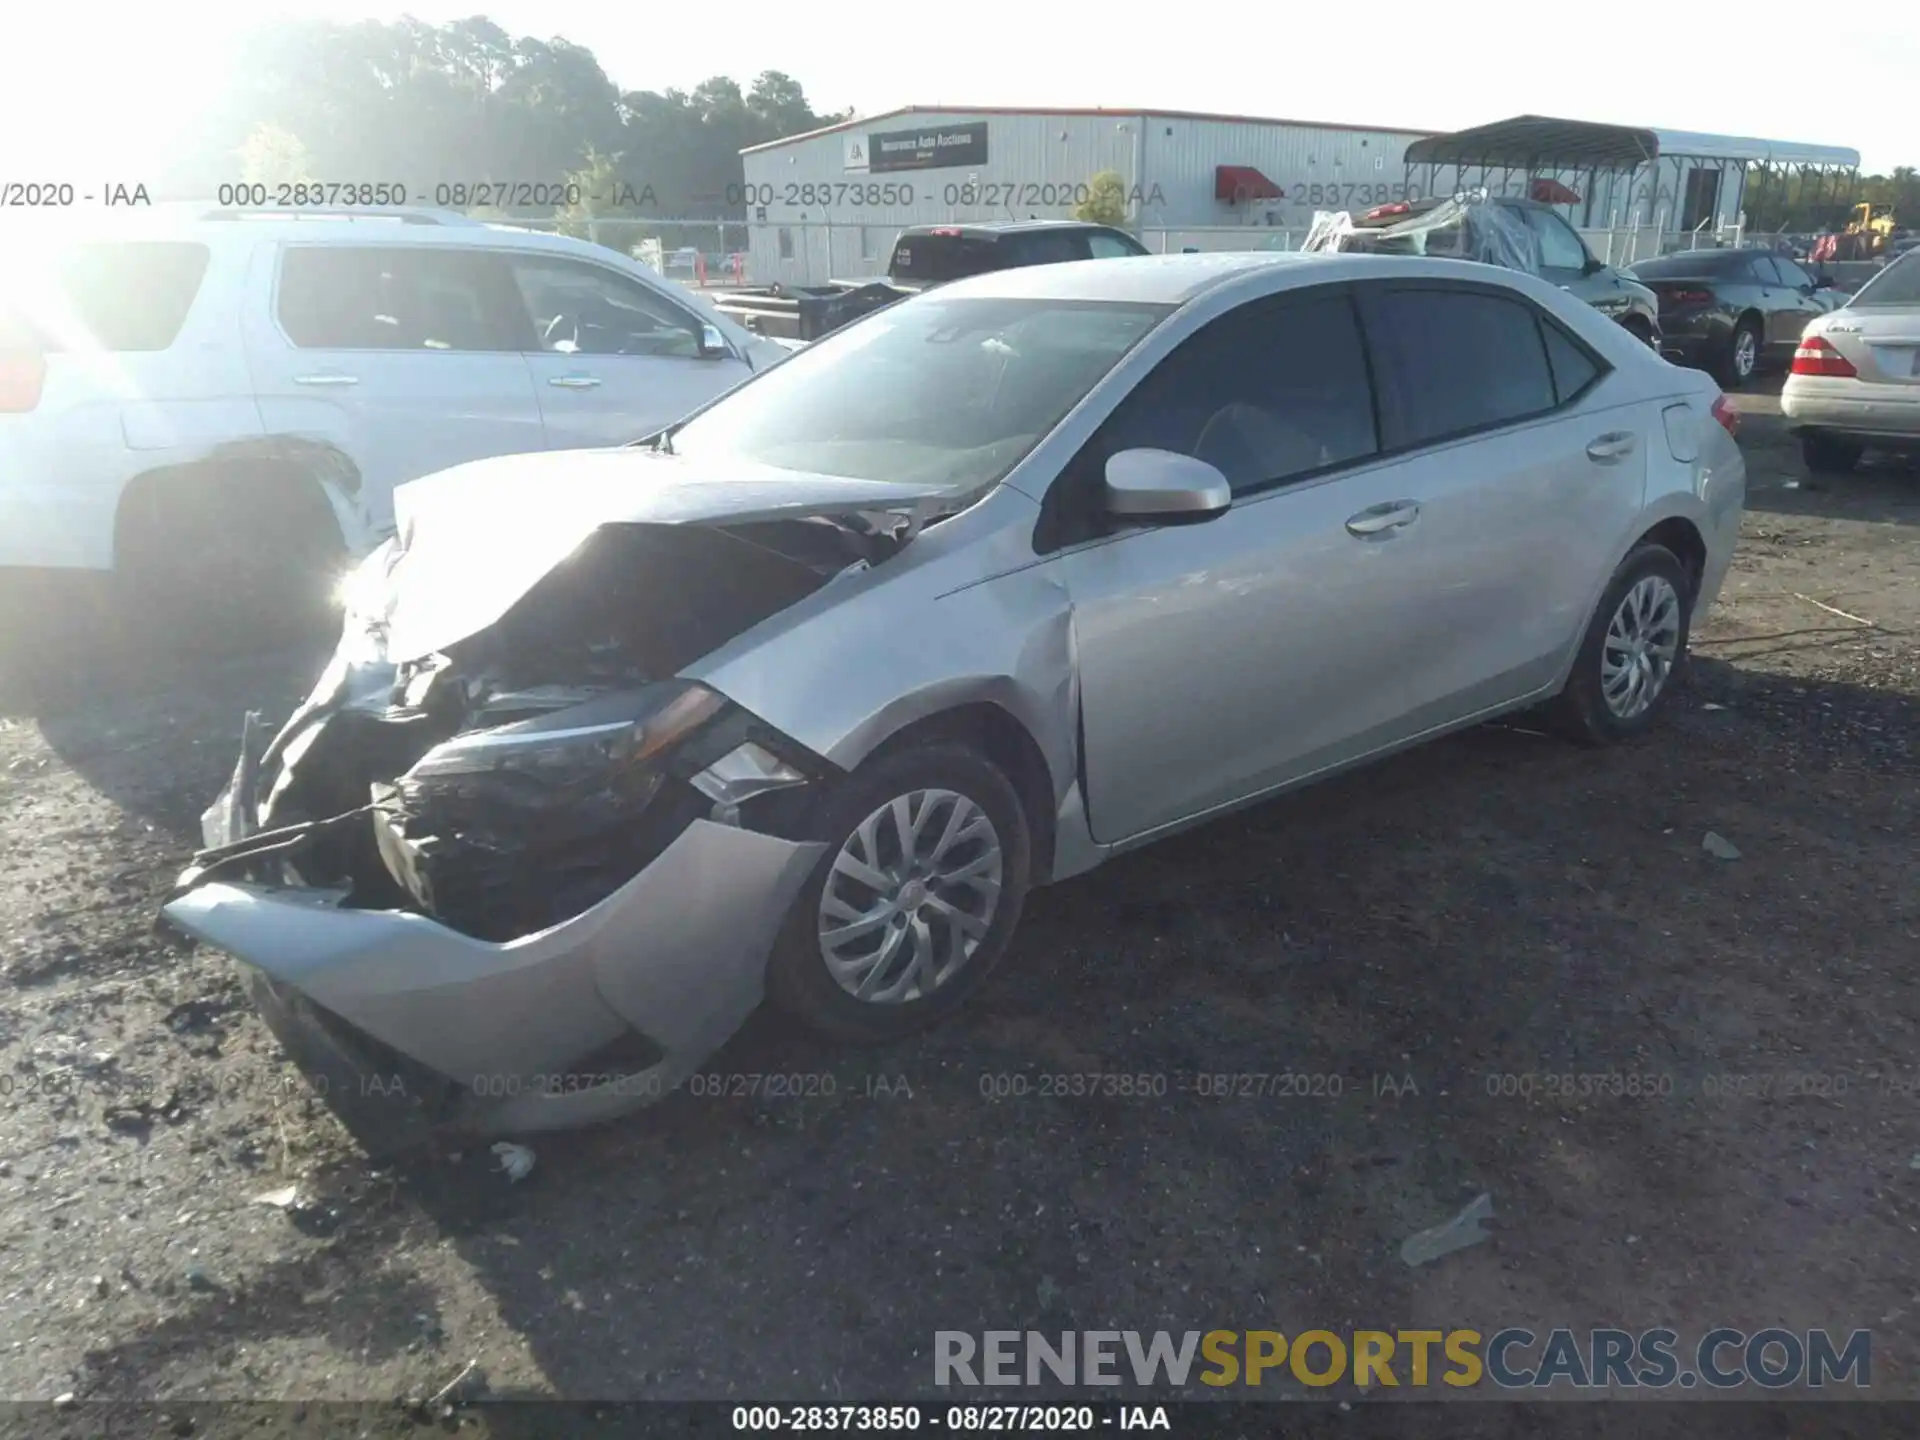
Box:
49 242 211 352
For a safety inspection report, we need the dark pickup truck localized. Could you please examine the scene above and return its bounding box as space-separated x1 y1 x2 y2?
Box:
712 220 1149 343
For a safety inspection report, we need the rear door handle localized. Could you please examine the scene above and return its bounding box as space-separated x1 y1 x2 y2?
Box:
548 375 602 389
1345 501 1421 537
293 373 358 386
1585 432 1638 462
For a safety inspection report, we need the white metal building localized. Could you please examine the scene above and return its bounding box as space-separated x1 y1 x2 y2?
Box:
739 105 1435 284
1402 115 1861 244
738 105 1863 285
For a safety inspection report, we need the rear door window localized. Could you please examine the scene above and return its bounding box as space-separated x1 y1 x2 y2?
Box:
1359 286 1559 449
48 242 210 352
276 246 523 351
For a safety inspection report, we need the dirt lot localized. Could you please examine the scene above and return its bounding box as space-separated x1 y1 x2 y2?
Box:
2 380 1918 1425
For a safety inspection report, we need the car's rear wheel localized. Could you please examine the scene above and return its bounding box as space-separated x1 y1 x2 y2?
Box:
765 740 1032 1043
1717 318 1761 389
1801 432 1864 474
1546 544 1693 746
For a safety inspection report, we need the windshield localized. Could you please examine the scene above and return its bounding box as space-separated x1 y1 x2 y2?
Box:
665 295 1174 492
1850 251 1920 307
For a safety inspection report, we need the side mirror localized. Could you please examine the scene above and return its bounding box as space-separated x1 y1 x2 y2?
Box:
698 322 732 358
1103 449 1231 523
1582 255 1607 276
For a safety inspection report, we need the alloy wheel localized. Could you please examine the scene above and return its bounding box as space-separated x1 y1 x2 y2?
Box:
1600 575 1682 720
817 788 1004 1004
1733 328 1758 380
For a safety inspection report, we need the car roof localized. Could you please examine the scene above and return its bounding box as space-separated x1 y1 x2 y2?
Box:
931 250 1527 306
898 220 1121 238
8 206 639 266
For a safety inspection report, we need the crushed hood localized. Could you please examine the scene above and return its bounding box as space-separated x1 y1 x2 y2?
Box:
372 447 953 662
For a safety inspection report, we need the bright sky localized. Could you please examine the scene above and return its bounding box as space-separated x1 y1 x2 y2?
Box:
2 3 1915 183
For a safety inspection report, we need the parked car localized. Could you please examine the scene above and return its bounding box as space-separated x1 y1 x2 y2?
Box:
1626 247 1850 389
712 220 1150 343
0 206 790 634
1329 195 1663 346
1781 247 1920 472
162 251 1744 1152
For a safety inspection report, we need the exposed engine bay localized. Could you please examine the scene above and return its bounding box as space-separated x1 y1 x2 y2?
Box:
182 511 913 942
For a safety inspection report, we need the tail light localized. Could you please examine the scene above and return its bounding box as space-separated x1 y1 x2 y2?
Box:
1790 335 1857 377
1364 202 1411 221
1711 395 1739 437
0 310 45 413
1659 286 1712 308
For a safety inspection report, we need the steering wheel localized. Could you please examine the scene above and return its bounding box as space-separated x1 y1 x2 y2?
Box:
542 311 579 351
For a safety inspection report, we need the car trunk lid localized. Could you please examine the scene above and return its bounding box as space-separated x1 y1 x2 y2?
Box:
1813 306 1920 385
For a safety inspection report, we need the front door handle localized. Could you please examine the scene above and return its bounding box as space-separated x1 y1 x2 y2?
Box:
293 373 358 386
1345 501 1421 537
548 375 602 389
1586 431 1638 462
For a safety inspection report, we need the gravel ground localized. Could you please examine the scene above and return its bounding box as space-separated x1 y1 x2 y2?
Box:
2 380 1917 1428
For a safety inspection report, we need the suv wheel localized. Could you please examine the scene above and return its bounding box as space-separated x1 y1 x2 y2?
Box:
119 467 346 651
766 741 1032 1043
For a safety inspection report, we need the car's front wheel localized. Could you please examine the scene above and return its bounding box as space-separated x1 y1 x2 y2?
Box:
1546 543 1694 746
765 740 1032 1042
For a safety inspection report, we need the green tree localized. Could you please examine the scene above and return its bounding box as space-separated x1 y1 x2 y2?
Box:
1075 171 1129 227
236 122 312 187
167 20 845 218
554 147 625 249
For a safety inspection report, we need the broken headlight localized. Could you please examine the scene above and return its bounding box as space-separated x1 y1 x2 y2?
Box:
402 681 726 796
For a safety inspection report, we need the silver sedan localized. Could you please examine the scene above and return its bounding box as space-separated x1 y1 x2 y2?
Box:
162 250 1747 1151
1782 249 1920 472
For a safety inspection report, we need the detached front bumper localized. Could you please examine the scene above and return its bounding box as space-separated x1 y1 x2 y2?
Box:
163 744 824 1145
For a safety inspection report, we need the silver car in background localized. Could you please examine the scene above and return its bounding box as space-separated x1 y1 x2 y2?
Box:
1782 249 1920 473
161 251 1747 1152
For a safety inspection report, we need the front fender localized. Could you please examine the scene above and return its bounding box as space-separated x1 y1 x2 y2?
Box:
686 490 1081 835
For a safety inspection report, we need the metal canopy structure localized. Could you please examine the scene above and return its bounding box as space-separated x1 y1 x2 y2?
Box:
1401 114 1861 239
1405 115 1657 171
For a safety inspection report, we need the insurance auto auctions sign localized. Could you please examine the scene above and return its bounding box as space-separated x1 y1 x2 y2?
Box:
854 121 990 174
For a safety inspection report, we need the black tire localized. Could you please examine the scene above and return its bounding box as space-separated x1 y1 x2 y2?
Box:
1716 317 1761 389
1546 544 1694 747
1621 315 1656 351
1801 432 1864 475
765 740 1032 1043
118 468 348 653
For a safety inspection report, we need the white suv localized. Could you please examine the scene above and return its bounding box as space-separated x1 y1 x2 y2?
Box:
0 207 790 632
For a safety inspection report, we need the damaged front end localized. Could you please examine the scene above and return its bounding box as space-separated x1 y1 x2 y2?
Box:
157 499 931 1149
